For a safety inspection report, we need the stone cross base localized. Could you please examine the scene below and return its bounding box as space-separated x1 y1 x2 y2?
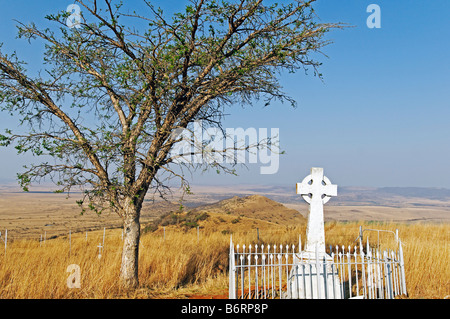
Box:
287 260 342 299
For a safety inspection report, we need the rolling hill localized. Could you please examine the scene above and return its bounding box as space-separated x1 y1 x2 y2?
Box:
190 194 307 225
143 194 307 234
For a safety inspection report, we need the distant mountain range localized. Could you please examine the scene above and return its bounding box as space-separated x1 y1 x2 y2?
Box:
373 187 450 199
176 185 450 209
330 186 450 207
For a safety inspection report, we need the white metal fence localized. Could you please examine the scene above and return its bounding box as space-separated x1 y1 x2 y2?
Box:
229 236 407 299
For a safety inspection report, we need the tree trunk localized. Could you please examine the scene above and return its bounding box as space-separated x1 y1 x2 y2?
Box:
120 201 141 289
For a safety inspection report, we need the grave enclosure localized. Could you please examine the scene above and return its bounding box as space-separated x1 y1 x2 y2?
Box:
229 168 408 299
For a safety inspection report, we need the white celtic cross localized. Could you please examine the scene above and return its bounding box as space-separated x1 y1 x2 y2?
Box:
296 167 337 255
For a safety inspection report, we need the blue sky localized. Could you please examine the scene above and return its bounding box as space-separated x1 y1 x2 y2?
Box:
0 0 449 189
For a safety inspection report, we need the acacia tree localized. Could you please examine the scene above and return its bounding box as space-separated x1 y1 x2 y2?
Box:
0 0 342 288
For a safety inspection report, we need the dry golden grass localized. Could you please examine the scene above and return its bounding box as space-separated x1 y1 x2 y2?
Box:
0 221 448 299
323 221 450 299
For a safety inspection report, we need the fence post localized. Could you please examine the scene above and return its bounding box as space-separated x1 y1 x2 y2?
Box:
360 242 367 298
366 238 373 299
354 246 359 297
398 240 407 296
384 250 393 299
323 255 328 299
229 236 236 299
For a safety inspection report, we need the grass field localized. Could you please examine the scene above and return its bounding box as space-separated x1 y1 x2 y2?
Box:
0 221 448 299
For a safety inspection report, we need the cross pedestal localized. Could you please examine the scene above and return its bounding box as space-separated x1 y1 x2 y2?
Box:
288 167 342 299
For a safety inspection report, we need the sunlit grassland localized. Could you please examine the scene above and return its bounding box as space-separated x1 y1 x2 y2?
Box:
0 221 448 299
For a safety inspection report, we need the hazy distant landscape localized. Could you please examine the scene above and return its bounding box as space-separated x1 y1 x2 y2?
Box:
0 183 448 240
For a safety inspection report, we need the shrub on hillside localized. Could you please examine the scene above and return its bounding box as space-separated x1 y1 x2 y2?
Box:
143 210 210 233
